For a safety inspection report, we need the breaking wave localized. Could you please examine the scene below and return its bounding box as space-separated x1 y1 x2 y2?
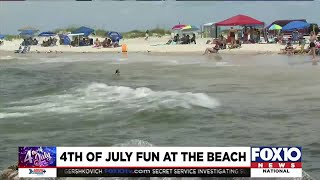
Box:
0 113 30 119
1 83 220 118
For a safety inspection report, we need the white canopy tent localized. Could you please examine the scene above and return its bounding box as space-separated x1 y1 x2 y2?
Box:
202 22 220 38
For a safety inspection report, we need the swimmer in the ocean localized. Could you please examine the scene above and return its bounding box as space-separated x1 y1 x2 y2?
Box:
115 69 120 76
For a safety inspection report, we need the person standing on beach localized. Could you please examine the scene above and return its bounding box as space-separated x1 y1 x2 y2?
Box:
309 31 318 65
145 30 149 40
229 27 236 46
309 31 317 62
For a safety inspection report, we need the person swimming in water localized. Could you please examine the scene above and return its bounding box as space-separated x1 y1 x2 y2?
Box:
115 69 120 76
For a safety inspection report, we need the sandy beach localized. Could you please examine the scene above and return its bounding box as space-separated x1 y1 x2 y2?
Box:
0 36 288 55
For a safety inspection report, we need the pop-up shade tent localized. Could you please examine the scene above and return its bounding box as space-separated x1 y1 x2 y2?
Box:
18 26 39 32
282 21 310 31
215 14 264 26
0 34 5 39
19 30 37 38
72 26 94 37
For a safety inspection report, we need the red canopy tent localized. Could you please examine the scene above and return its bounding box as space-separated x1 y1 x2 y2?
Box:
215 14 264 26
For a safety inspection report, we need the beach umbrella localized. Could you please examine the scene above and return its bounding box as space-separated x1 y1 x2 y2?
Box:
181 25 200 31
282 21 310 31
0 34 5 39
172 24 187 30
107 31 122 41
268 24 282 30
38 31 56 37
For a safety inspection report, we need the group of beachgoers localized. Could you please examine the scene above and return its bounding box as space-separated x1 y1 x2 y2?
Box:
203 27 244 54
42 37 58 47
13 37 39 54
166 33 197 45
203 26 320 62
93 37 120 48
279 31 319 60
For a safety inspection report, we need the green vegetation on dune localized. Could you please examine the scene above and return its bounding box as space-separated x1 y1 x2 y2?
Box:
121 28 171 39
121 30 145 39
4 35 20 41
53 26 79 34
52 27 171 38
149 28 171 36
95 29 108 37
2 27 172 41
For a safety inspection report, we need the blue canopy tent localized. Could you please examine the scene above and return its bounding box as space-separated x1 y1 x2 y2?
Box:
38 32 56 37
107 31 122 42
282 21 310 31
18 27 39 32
19 30 37 38
0 34 5 39
72 26 94 37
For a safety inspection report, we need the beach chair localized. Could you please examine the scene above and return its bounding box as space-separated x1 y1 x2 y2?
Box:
21 46 30 53
293 44 307 54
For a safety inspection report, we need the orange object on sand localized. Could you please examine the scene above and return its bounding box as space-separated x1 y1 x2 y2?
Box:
122 44 127 52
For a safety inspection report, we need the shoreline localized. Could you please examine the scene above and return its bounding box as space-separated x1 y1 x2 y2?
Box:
0 37 288 55
0 49 280 55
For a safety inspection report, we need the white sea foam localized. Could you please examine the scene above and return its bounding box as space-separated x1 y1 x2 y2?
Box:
0 112 29 119
0 56 27 60
3 83 220 117
0 56 14 60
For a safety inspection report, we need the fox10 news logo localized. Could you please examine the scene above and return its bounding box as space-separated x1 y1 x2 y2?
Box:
251 147 302 177
18 147 56 168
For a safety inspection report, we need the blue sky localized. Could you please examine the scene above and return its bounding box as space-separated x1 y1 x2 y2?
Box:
0 1 319 34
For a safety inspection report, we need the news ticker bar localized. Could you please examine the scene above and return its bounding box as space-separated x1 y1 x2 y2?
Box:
51 168 251 177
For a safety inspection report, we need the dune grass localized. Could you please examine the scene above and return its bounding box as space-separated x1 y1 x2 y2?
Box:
3 35 20 41
3 27 172 41
121 28 171 39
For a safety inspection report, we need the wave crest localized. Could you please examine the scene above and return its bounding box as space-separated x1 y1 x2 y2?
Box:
2 83 219 118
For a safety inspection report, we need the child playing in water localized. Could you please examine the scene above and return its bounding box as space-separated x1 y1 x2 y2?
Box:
115 69 120 76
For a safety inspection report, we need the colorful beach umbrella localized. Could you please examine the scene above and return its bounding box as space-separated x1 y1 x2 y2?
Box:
172 24 187 30
268 24 282 30
181 25 200 31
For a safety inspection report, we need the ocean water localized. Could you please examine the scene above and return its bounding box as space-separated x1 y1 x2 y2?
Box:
0 52 319 179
